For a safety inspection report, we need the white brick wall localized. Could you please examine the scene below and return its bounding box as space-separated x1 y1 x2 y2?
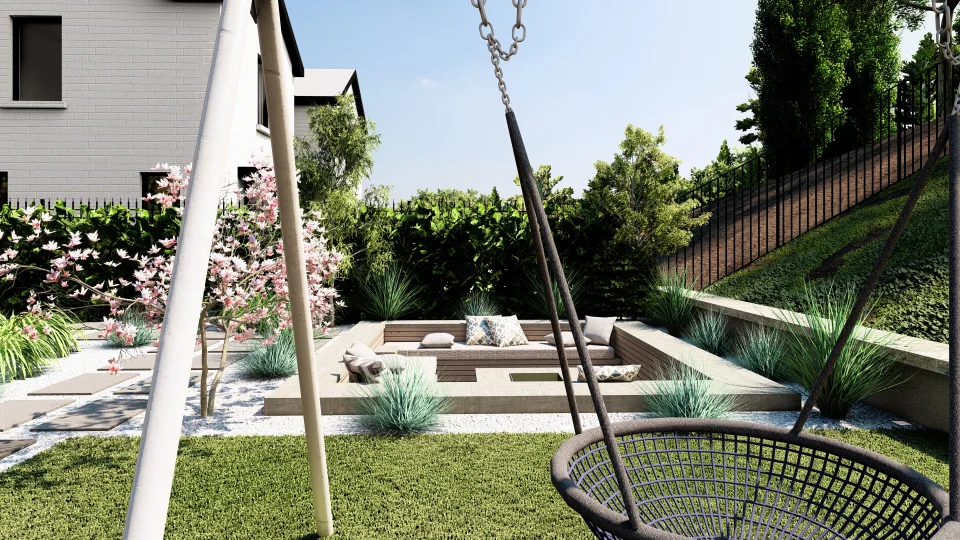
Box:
0 0 295 204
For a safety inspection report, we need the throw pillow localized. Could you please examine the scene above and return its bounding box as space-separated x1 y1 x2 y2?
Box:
583 316 616 345
345 341 377 360
345 357 386 383
544 331 591 347
466 315 499 346
488 315 529 347
421 332 455 348
577 364 641 382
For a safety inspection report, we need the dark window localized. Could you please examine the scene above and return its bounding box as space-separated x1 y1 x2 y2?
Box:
0 173 7 206
13 17 62 101
238 167 256 205
257 55 269 128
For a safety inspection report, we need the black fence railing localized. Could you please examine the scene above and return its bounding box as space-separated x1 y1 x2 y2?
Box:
664 62 952 289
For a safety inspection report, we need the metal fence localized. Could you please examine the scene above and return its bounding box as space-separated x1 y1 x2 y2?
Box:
663 63 951 289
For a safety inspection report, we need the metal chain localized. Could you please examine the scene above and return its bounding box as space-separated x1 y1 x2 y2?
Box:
471 0 527 112
932 0 960 115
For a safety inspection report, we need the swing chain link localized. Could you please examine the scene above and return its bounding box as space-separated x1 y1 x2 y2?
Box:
471 0 527 112
931 0 960 115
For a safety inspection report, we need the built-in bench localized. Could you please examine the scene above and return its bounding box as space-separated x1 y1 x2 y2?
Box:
262 318 799 416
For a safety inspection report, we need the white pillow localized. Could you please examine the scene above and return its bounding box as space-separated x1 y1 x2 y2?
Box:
421 332 455 348
345 341 377 360
487 315 529 347
544 331 591 347
583 316 616 345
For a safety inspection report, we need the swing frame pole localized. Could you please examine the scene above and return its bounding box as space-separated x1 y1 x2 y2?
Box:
514 157 583 435
506 110 642 531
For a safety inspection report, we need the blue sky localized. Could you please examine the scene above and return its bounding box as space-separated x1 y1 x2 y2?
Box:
286 1 932 200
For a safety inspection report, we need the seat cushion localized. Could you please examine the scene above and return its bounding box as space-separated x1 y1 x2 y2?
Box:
394 341 616 361
544 331 591 347
578 364 641 382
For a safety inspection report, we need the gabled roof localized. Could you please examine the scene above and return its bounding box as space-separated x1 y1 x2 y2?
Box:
248 0 305 77
294 69 365 118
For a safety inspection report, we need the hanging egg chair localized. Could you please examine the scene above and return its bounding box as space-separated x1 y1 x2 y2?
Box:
469 1 960 539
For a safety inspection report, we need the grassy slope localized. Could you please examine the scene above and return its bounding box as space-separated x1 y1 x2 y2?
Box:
0 430 950 539
708 158 950 342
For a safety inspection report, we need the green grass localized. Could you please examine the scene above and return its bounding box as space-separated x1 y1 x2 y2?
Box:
0 429 952 539
0 430 948 539
708 158 950 342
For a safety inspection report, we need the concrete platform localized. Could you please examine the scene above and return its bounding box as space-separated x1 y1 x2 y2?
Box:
263 320 801 416
0 399 74 431
114 374 201 394
28 373 137 395
31 398 148 431
0 439 36 459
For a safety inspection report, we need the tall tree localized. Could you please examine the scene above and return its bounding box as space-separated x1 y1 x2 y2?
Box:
294 94 381 206
735 0 852 169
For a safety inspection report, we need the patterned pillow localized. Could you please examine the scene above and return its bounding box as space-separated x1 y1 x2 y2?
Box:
488 315 529 347
466 315 499 345
578 364 641 382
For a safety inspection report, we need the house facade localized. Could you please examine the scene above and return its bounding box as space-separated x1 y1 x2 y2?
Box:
0 0 363 205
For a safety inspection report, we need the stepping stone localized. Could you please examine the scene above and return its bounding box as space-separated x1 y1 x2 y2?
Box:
98 354 222 371
0 399 75 431
114 373 201 395
0 439 35 459
28 373 137 396
31 398 148 431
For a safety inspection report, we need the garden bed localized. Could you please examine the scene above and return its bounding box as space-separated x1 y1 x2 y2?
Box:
263 319 799 415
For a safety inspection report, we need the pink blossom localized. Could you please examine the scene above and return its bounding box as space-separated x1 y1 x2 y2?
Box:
107 360 121 375
41 241 59 251
22 325 39 341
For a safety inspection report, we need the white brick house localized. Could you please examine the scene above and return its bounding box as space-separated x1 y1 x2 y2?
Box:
0 0 364 205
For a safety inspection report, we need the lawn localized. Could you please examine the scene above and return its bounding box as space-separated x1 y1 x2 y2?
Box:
0 430 950 539
708 157 949 343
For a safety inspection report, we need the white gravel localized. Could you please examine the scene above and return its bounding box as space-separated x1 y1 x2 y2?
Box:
0 335 914 473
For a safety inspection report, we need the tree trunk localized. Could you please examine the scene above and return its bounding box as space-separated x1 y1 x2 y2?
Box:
205 330 231 416
198 312 208 417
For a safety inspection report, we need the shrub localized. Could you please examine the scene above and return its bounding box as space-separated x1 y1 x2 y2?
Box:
732 325 784 380
106 311 158 348
357 367 449 433
356 265 421 321
523 265 585 318
455 291 502 318
239 329 298 379
647 269 699 336
779 284 904 419
647 361 737 419
0 310 78 382
685 310 730 356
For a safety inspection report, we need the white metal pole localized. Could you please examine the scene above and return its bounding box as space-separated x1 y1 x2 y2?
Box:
255 0 335 536
122 1 248 538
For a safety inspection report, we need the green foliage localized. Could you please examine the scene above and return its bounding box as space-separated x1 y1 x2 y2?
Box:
687 141 763 205
0 201 181 313
708 158 950 342
357 367 449 433
738 0 852 165
294 94 381 206
239 329 298 379
647 269 700 337
0 310 78 382
455 291 502 318
648 361 738 419
356 265 422 321
732 325 785 380
523 264 586 319
685 310 731 356
106 311 158 348
779 284 905 419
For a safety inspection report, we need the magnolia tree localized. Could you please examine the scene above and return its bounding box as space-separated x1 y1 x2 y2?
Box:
0 153 344 416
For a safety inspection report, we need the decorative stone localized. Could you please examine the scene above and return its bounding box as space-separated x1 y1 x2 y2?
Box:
28 373 138 396
31 399 148 431
0 399 74 431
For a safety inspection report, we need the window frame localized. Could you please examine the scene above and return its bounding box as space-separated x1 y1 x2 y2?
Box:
12 16 63 102
0 172 8 207
257 55 268 129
